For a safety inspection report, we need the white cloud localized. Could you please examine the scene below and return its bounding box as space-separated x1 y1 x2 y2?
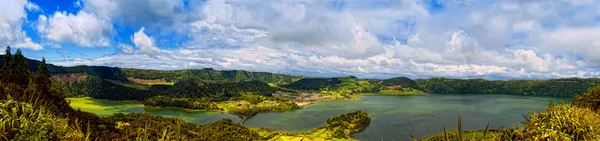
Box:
14 38 42 50
36 11 113 47
25 1 41 12
118 43 134 54
542 27 600 64
50 0 600 79
132 27 161 54
0 0 42 50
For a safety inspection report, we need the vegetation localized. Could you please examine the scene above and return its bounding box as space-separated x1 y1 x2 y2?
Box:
324 110 372 138
162 79 276 99
4 53 600 99
231 101 300 119
571 85 600 111
143 96 221 111
10 46 600 141
0 96 88 140
0 47 122 140
284 76 383 95
415 78 600 97
498 104 600 140
266 110 371 141
284 77 343 91
382 77 422 89
103 113 262 140
62 77 282 102
67 98 143 117
0 47 289 140
421 113 497 141
379 88 426 95
120 68 304 84
422 130 501 141
497 84 600 140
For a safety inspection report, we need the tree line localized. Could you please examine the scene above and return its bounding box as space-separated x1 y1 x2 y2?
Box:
414 78 600 97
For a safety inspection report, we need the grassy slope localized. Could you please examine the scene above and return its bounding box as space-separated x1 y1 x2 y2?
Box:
66 98 143 116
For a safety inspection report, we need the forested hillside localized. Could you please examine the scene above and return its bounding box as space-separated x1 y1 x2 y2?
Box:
120 68 304 84
415 78 600 97
3 54 600 98
155 79 277 99
2 55 304 84
283 76 384 95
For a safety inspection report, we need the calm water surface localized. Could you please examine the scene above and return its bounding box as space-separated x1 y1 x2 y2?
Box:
69 94 570 141
244 94 570 141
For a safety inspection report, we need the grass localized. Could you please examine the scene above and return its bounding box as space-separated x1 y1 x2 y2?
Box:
216 101 245 112
420 113 498 141
261 128 357 141
122 83 150 90
146 82 175 86
66 98 144 116
499 104 600 140
421 131 502 141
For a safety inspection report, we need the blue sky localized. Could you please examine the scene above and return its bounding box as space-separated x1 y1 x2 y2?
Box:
2 0 600 79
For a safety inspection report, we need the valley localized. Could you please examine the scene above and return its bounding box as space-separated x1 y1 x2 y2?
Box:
2 51 600 141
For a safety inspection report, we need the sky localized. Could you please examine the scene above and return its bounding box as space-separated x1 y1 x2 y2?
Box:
1 0 600 79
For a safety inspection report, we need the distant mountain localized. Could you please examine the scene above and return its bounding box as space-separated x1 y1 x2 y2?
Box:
382 77 422 90
4 55 600 98
283 77 343 91
414 78 600 97
120 68 304 84
0 55 304 84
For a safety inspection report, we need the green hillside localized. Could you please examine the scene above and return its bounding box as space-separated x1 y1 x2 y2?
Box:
120 68 304 84
415 78 600 97
4 54 600 98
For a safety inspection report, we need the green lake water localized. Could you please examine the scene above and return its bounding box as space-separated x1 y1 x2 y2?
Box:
68 94 570 141
243 94 570 140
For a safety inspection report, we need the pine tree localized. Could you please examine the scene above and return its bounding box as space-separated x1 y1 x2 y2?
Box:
13 49 30 86
1 46 13 83
34 58 51 95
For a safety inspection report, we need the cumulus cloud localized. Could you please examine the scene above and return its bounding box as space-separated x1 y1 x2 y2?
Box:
132 27 161 54
24 1 41 12
542 27 600 64
118 43 134 54
36 11 113 47
0 0 42 50
50 0 600 79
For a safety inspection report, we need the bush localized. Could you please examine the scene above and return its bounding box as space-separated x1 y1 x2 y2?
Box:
500 104 600 140
0 96 87 140
572 85 600 111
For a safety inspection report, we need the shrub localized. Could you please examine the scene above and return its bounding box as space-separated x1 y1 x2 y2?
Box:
0 96 87 140
500 104 600 140
572 85 600 111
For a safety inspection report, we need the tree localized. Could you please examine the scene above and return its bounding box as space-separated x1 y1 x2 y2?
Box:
1 46 13 83
34 58 51 95
13 49 30 86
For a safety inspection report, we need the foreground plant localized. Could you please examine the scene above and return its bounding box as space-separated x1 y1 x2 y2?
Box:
0 96 88 140
500 104 600 140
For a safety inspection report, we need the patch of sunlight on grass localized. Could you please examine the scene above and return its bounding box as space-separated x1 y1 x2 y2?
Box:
146 82 175 85
122 84 150 90
66 98 144 116
216 101 245 112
